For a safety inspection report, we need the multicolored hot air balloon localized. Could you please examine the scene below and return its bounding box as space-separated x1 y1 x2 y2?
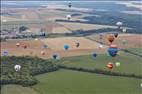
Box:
2 51 8 56
64 44 70 50
107 35 115 43
107 44 119 57
107 62 113 70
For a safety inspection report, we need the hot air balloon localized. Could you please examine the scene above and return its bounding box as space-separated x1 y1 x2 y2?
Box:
99 34 103 40
76 42 80 48
115 62 120 67
107 44 119 57
140 83 142 87
40 31 46 37
66 15 71 21
116 21 123 29
42 44 48 49
122 40 127 45
99 44 103 49
107 35 115 43
2 62 8 64
64 44 70 50
2 51 8 56
14 65 21 72
52 53 60 60
122 28 127 33
68 3 72 8
92 52 97 59
114 33 118 38
30 51 33 55
107 62 113 70
16 43 20 47
22 44 27 49
35 38 39 41
41 51 45 55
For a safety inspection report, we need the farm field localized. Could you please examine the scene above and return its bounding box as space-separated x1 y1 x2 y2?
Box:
1 1 142 94
33 69 141 94
1 50 142 94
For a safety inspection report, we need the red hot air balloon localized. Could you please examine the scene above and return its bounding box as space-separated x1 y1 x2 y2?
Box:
22 44 27 49
107 35 115 43
107 62 113 70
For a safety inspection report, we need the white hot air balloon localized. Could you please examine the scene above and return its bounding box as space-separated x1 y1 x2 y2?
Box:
116 21 123 29
140 83 142 88
122 28 127 33
115 62 120 67
14 65 21 72
66 15 71 21
99 44 103 49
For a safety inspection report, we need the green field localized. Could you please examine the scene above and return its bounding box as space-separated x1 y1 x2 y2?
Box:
33 69 141 94
58 52 142 75
1 49 142 94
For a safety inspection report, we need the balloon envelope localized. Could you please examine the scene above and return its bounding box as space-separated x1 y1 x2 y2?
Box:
93 53 97 59
107 45 118 57
64 44 70 50
66 15 71 20
107 62 113 69
107 35 115 43
116 21 123 26
16 43 20 47
114 33 118 38
115 62 120 67
122 40 127 45
14 65 21 72
68 3 72 8
76 42 80 48
43 44 48 49
2 51 8 56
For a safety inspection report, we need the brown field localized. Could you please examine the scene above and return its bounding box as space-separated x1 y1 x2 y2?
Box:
1 37 106 59
57 22 117 31
1 34 141 59
87 33 142 49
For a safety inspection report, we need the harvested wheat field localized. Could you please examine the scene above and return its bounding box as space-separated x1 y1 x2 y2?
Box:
57 22 117 31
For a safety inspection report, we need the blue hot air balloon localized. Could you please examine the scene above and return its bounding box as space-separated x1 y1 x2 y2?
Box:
93 52 97 59
107 45 118 57
64 44 70 50
2 51 8 56
52 53 60 60
2 61 8 64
